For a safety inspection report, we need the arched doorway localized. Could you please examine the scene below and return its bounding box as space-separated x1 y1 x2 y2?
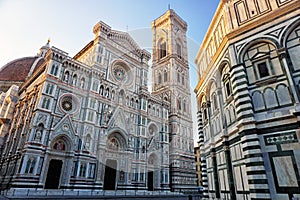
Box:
44 136 72 189
103 132 127 190
148 153 158 191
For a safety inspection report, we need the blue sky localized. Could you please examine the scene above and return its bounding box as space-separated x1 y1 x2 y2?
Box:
0 0 220 144
0 0 219 67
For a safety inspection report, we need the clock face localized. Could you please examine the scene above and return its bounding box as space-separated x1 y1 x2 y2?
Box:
113 66 126 81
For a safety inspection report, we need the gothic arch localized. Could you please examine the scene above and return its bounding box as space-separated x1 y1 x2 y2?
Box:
148 153 159 166
157 38 167 59
281 17 300 47
238 38 280 63
206 79 218 101
176 38 183 58
219 61 231 74
51 134 73 152
107 129 128 151
282 19 300 71
198 93 207 106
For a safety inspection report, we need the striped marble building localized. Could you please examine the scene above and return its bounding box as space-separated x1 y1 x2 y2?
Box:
194 0 300 199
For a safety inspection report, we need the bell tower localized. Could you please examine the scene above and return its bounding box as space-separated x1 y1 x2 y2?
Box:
152 9 196 191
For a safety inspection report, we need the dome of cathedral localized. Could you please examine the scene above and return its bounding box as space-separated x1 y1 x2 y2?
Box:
0 56 45 82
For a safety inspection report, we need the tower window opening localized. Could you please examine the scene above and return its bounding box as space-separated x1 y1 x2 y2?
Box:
177 43 182 59
159 42 167 59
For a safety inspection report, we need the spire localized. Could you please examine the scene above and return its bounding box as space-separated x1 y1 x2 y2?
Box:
39 38 51 57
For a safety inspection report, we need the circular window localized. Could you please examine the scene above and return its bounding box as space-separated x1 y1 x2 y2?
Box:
59 94 79 114
113 66 126 81
61 96 73 111
111 62 133 85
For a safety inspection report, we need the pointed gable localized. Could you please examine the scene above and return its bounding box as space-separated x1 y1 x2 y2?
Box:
109 30 143 56
107 106 128 132
51 115 77 142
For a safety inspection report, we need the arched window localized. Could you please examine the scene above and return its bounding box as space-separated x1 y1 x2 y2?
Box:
99 85 104 95
177 43 182 59
159 41 167 59
85 134 92 151
177 99 181 110
54 66 59 76
50 65 59 76
119 90 125 104
212 93 218 111
164 70 168 82
183 100 187 112
64 71 69 82
229 105 236 122
106 88 110 98
41 98 50 109
286 24 300 71
242 42 277 83
158 73 162 84
225 108 230 125
221 64 232 99
24 157 36 174
111 90 115 100
92 81 98 91
216 117 220 132
72 74 78 86
130 98 134 107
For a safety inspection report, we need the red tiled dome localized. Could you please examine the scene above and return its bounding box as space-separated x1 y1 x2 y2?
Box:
0 56 44 82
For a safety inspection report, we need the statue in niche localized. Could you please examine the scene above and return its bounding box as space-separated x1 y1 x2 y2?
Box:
34 124 44 141
128 136 132 147
128 114 134 132
119 170 125 182
35 129 42 141
103 105 113 124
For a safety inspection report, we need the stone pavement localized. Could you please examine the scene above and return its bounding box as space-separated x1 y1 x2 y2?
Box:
0 194 202 200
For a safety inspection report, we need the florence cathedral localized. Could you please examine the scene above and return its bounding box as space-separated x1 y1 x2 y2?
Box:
0 9 196 193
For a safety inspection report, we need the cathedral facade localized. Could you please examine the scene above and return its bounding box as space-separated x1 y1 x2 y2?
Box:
0 10 196 193
194 0 300 199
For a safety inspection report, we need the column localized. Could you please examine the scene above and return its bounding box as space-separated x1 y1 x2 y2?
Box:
197 109 208 198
